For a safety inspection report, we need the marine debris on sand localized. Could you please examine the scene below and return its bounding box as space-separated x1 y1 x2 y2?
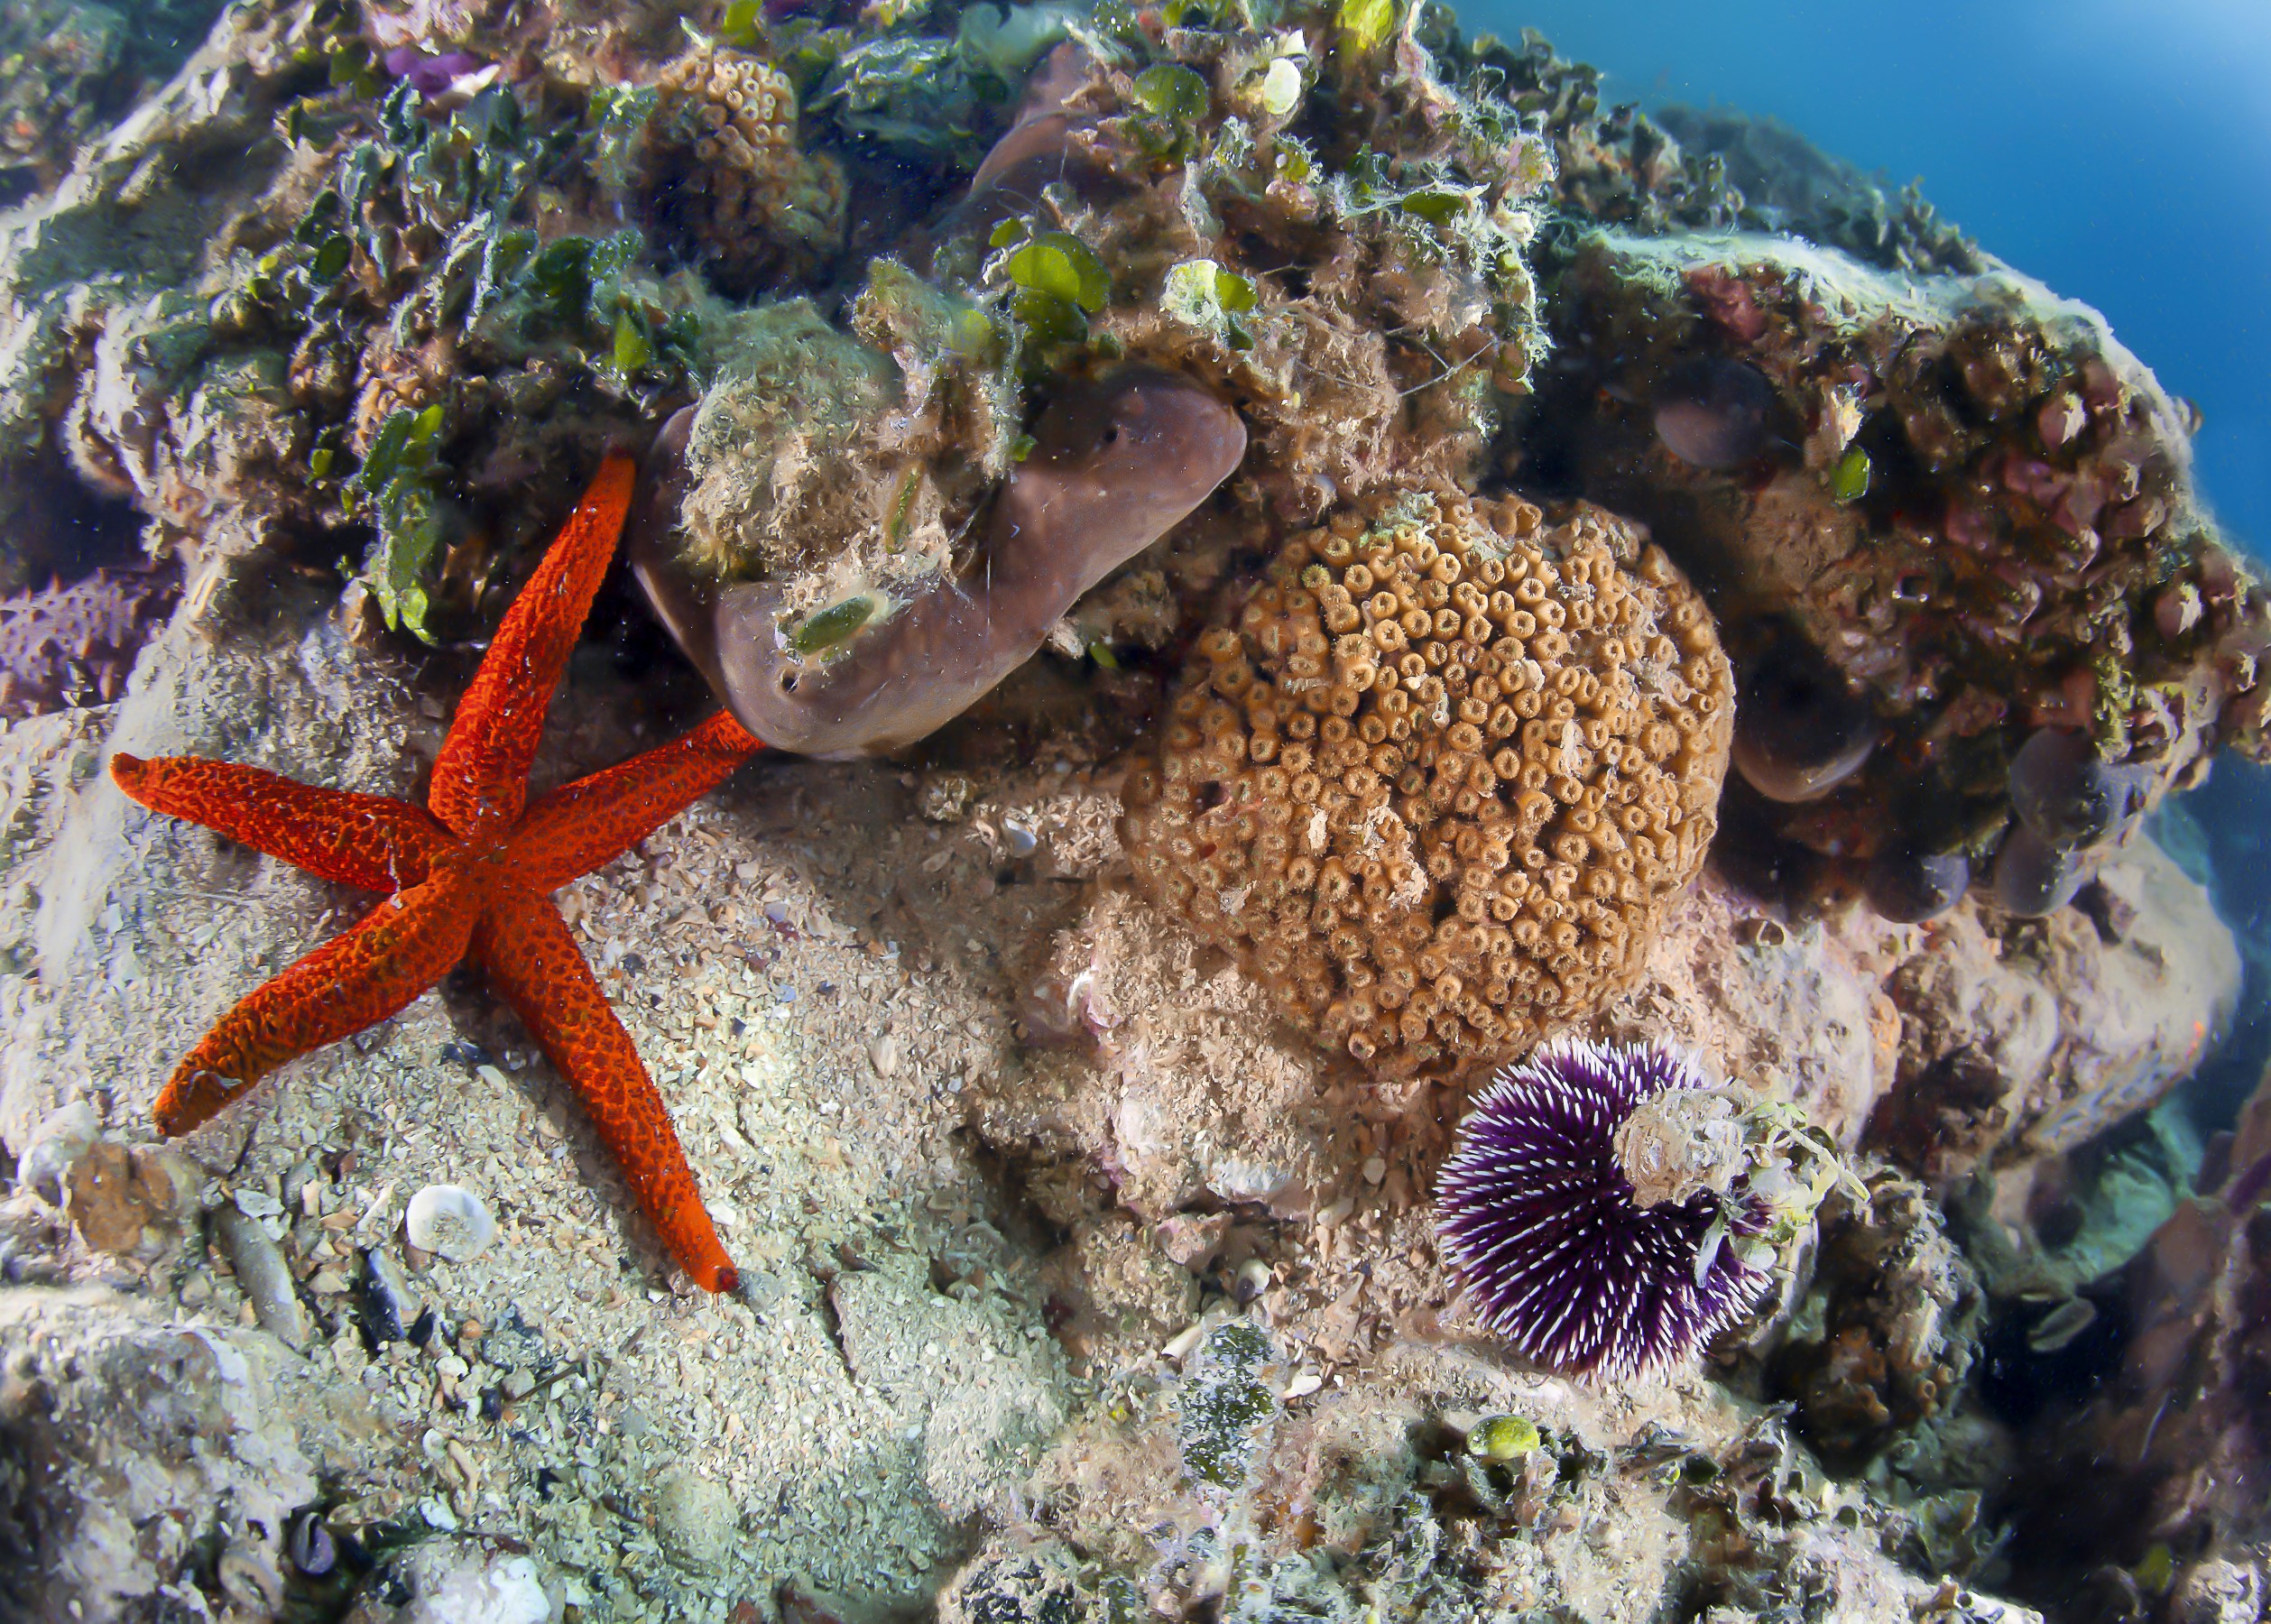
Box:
0 0 2262 1619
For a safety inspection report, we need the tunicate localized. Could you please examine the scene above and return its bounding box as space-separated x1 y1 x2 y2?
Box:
2008 726 2152 848
403 1184 496 1262
1991 823 2088 917
1654 355 1776 471
1864 847 1970 924
1731 640 1878 802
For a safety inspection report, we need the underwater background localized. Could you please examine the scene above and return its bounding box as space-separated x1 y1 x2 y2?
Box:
2 0 2270 1618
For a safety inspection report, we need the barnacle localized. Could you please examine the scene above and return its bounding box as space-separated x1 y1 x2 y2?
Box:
1122 489 1732 1075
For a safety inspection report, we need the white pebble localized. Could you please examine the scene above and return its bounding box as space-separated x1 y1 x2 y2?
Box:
403 1185 496 1262
17 1101 97 1204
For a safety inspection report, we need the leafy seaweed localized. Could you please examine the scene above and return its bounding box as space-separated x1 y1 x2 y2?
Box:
348 404 450 641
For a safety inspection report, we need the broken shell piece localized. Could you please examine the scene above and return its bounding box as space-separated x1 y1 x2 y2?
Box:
213 1204 308 1349
403 1185 496 1262
17 1100 98 1205
217 1538 284 1612
288 1511 338 1578
1233 1259 1271 1303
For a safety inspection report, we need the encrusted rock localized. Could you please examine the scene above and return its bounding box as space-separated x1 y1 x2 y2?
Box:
0 1288 396 1622
63 1138 197 1259
1872 841 2238 1182
1770 1172 1986 1463
936 1537 1118 1624
1544 227 2271 900
341 1534 562 1624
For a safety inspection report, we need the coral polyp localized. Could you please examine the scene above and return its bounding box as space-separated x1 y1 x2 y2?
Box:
1435 1038 1772 1379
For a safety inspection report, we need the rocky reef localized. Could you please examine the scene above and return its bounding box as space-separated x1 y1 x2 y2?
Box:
1530 225 2269 926
0 0 2264 1619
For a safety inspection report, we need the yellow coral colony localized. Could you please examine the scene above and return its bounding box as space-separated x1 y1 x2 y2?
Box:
1123 490 1733 1076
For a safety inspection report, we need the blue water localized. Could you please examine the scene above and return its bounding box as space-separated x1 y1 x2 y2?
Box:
1474 0 2271 558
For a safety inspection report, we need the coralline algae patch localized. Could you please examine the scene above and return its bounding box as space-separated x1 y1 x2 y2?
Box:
1123 489 1731 1075
0 559 180 718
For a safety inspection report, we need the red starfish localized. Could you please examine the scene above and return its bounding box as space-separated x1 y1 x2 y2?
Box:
111 453 765 1292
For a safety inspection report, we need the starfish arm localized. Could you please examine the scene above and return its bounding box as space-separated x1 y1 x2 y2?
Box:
153 871 483 1136
473 890 739 1293
112 752 448 893
429 453 636 839
506 711 767 895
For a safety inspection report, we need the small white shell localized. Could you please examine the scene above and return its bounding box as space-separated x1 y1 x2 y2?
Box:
403 1184 496 1262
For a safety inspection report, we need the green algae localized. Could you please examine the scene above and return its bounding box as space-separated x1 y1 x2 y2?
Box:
996 226 1112 355
788 595 881 656
1468 1414 1540 1462
1132 64 1209 123
1338 0 1404 54
1833 445 1872 504
350 404 449 641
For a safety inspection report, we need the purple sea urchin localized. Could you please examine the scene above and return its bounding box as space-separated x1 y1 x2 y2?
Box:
1436 1037 1772 1379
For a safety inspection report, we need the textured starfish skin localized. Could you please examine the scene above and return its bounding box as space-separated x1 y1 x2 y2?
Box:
110 453 765 1292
